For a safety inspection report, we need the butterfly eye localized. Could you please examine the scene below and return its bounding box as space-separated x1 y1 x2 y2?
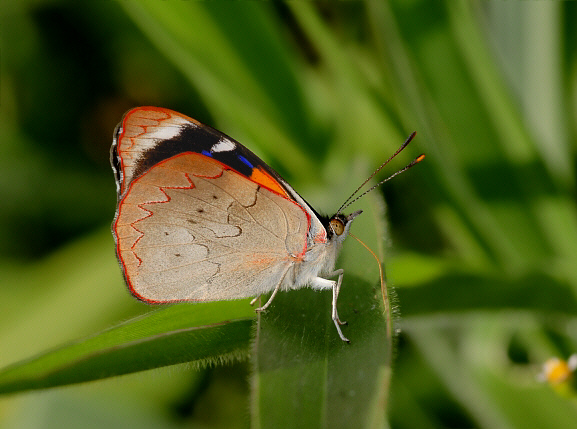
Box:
330 218 345 236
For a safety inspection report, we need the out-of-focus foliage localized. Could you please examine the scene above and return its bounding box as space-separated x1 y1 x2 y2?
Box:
1 1 576 428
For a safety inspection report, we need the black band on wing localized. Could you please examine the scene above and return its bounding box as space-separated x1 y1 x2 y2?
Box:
133 124 221 179
111 123 122 189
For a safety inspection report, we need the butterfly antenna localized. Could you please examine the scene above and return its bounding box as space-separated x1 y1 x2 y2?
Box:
337 132 423 214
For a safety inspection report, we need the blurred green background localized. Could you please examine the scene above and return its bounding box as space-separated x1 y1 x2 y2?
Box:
1 1 577 428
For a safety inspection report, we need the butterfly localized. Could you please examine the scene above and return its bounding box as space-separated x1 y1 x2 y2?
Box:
111 106 423 342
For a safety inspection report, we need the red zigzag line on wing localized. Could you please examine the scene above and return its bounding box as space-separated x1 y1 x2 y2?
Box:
127 168 226 267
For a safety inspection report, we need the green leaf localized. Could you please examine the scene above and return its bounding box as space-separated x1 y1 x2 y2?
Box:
251 277 391 429
0 302 254 395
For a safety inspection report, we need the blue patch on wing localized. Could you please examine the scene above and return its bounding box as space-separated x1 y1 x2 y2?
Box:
201 150 213 157
238 155 253 169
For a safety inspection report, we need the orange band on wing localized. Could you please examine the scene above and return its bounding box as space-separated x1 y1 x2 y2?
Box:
249 167 289 198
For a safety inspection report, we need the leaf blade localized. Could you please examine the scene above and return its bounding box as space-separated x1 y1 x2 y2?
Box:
0 301 255 395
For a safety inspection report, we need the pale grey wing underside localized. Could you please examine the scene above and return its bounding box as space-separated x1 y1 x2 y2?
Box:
113 153 310 302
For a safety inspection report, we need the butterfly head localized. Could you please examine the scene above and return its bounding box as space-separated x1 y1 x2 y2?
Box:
328 210 362 242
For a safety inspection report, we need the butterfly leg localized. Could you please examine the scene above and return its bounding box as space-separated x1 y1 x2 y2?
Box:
250 296 260 306
254 284 281 313
311 270 349 343
254 265 291 313
327 269 347 326
332 274 349 343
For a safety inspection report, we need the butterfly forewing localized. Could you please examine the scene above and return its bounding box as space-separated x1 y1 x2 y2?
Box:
113 107 291 199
